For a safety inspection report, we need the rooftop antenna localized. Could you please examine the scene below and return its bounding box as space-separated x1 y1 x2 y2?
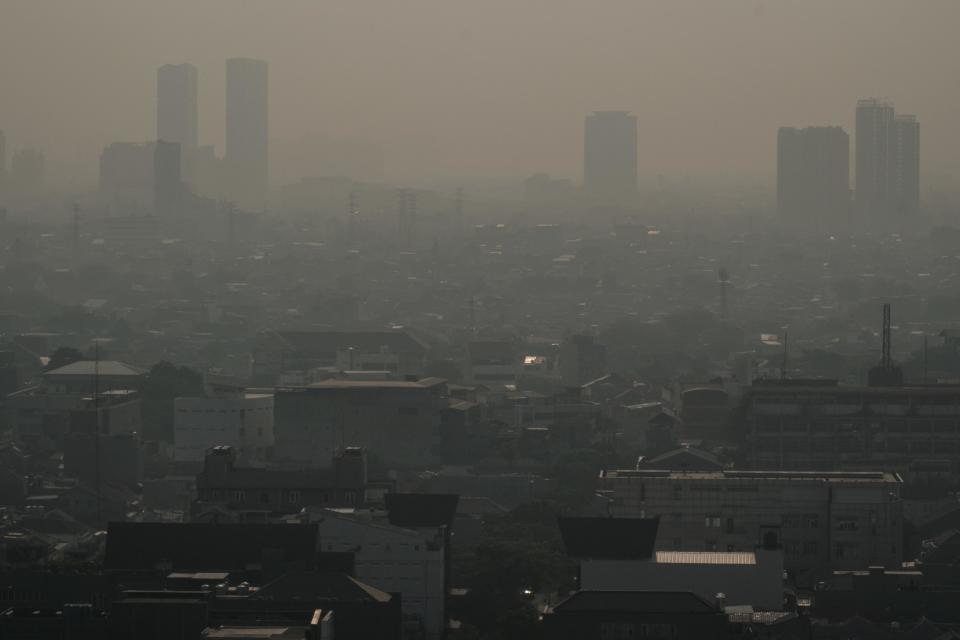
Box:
72 203 80 256
881 303 892 369
780 331 788 381
348 191 359 242
868 303 903 386
455 187 464 233
718 267 730 320
93 341 102 525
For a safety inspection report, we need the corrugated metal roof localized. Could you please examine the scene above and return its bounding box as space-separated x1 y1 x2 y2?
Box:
655 551 756 565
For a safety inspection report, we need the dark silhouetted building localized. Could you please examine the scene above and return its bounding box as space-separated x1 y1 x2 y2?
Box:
157 63 198 182
777 126 849 220
154 139 183 213
583 111 637 204
193 445 368 521
542 591 728 640
226 58 269 210
9 148 44 202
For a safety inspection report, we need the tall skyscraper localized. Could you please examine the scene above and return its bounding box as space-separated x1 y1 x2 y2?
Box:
888 114 920 215
9 149 44 202
225 58 269 210
157 64 198 182
0 129 6 189
777 126 849 220
583 111 637 204
855 98 919 216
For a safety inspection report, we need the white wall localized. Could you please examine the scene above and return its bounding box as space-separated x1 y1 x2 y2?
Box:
311 511 446 639
173 393 274 462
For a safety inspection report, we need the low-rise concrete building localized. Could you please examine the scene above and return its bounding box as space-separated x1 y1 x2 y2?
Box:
273 378 447 468
598 468 903 573
174 392 274 463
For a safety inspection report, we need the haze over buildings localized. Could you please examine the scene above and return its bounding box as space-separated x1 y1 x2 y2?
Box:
4 4 960 639
2 1 960 187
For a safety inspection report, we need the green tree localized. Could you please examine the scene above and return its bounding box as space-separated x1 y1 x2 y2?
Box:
141 361 205 442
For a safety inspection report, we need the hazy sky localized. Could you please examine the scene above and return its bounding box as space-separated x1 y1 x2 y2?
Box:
3 0 960 188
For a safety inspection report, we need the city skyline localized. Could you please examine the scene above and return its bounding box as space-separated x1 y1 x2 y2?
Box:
2 1 959 188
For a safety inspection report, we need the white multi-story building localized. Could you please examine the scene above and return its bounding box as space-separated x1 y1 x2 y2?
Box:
173 392 274 462
305 508 446 640
598 468 903 573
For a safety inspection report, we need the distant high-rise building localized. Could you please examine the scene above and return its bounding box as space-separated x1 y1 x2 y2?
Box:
99 142 156 212
153 140 183 213
99 141 181 213
225 58 269 210
0 129 7 189
777 126 849 219
583 111 637 204
157 64 198 182
855 98 919 216
888 114 920 215
10 149 44 200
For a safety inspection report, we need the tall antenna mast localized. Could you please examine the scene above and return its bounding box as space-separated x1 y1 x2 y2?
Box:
455 187 464 233
93 341 102 525
881 303 892 369
781 331 789 381
72 203 80 257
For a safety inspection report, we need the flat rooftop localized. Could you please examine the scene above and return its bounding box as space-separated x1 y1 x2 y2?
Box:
298 376 446 390
601 469 901 483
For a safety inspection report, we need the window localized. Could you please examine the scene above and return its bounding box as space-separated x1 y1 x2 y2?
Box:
782 514 801 528
705 516 721 528
803 541 819 556
260 492 270 504
288 490 301 504
836 517 859 532
232 490 245 503
785 541 801 557
726 517 735 534
806 515 819 529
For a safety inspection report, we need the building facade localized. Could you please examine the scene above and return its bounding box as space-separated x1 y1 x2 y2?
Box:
273 379 447 468
855 98 920 216
194 445 368 520
306 509 446 640
744 382 960 476
583 111 637 204
225 57 269 210
777 126 849 220
598 468 903 572
156 63 198 183
174 392 274 463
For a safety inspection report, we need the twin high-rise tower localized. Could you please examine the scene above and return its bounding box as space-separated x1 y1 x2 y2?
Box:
777 98 919 221
155 58 268 210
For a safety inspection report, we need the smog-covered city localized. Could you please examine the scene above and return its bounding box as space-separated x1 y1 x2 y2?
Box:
1 2 960 639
